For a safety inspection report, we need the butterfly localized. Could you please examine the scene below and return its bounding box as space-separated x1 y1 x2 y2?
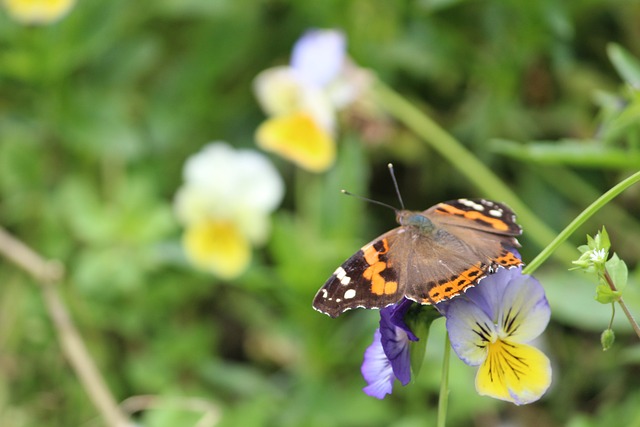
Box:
312 197 523 318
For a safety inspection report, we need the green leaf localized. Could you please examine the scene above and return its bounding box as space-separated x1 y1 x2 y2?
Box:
607 43 640 89
596 227 611 251
595 283 622 304
606 253 629 291
405 304 441 379
490 138 640 169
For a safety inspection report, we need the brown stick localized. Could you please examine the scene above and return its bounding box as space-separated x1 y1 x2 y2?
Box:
0 227 131 427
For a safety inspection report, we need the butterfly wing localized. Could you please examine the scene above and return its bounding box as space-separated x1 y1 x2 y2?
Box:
399 199 523 305
427 198 522 236
312 229 407 318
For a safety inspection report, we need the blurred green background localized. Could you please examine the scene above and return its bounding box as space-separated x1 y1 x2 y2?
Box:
2 0 640 426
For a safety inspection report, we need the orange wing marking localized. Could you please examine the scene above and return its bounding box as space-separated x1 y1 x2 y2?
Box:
436 204 509 231
361 238 397 296
424 263 485 304
494 251 522 267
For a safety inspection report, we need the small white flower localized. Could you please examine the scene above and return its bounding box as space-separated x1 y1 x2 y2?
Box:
589 248 607 264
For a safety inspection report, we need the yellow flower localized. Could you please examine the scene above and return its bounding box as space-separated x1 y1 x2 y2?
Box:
2 0 74 24
475 339 551 404
256 112 335 173
174 142 283 279
253 29 371 173
183 220 250 280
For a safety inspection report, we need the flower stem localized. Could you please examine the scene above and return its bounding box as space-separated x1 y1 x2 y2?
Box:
523 170 640 275
437 333 451 427
604 269 640 339
608 303 616 330
373 80 576 262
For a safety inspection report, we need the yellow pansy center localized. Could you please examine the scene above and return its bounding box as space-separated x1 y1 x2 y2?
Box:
475 338 551 405
183 219 250 279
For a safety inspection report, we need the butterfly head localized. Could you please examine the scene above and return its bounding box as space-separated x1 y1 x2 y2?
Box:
396 210 435 232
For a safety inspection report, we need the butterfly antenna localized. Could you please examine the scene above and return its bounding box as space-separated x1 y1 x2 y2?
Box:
341 190 398 212
387 163 405 210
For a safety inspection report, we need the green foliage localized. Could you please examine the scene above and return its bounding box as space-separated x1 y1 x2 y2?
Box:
405 305 441 380
2 1 640 427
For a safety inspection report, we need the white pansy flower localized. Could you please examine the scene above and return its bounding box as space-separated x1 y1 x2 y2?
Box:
174 142 284 278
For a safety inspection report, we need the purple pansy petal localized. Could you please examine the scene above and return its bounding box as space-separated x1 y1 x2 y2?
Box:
361 329 395 399
462 266 524 320
291 29 346 87
445 296 497 366
379 304 413 385
387 298 418 341
497 274 550 343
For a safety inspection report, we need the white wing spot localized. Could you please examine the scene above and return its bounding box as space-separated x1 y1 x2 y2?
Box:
321 289 328 299
335 267 347 280
488 209 502 217
335 267 352 285
344 289 357 299
458 198 484 211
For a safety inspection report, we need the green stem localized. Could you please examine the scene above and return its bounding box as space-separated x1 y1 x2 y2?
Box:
608 303 616 331
523 171 640 275
373 80 576 262
604 269 640 339
437 333 451 427
532 166 640 256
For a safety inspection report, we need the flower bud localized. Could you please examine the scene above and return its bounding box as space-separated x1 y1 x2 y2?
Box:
601 328 615 351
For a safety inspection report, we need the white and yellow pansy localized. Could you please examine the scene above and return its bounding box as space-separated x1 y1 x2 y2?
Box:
174 142 284 279
253 29 372 172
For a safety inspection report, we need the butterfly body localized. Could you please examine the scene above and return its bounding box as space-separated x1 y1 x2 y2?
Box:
313 198 523 318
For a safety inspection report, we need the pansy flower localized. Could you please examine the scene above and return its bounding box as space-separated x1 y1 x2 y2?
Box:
2 0 75 24
444 267 552 405
361 299 417 399
174 142 284 279
359 266 552 405
253 29 372 172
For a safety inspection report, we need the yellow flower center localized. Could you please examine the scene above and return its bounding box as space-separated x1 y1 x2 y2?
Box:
475 338 551 405
183 220 251 279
